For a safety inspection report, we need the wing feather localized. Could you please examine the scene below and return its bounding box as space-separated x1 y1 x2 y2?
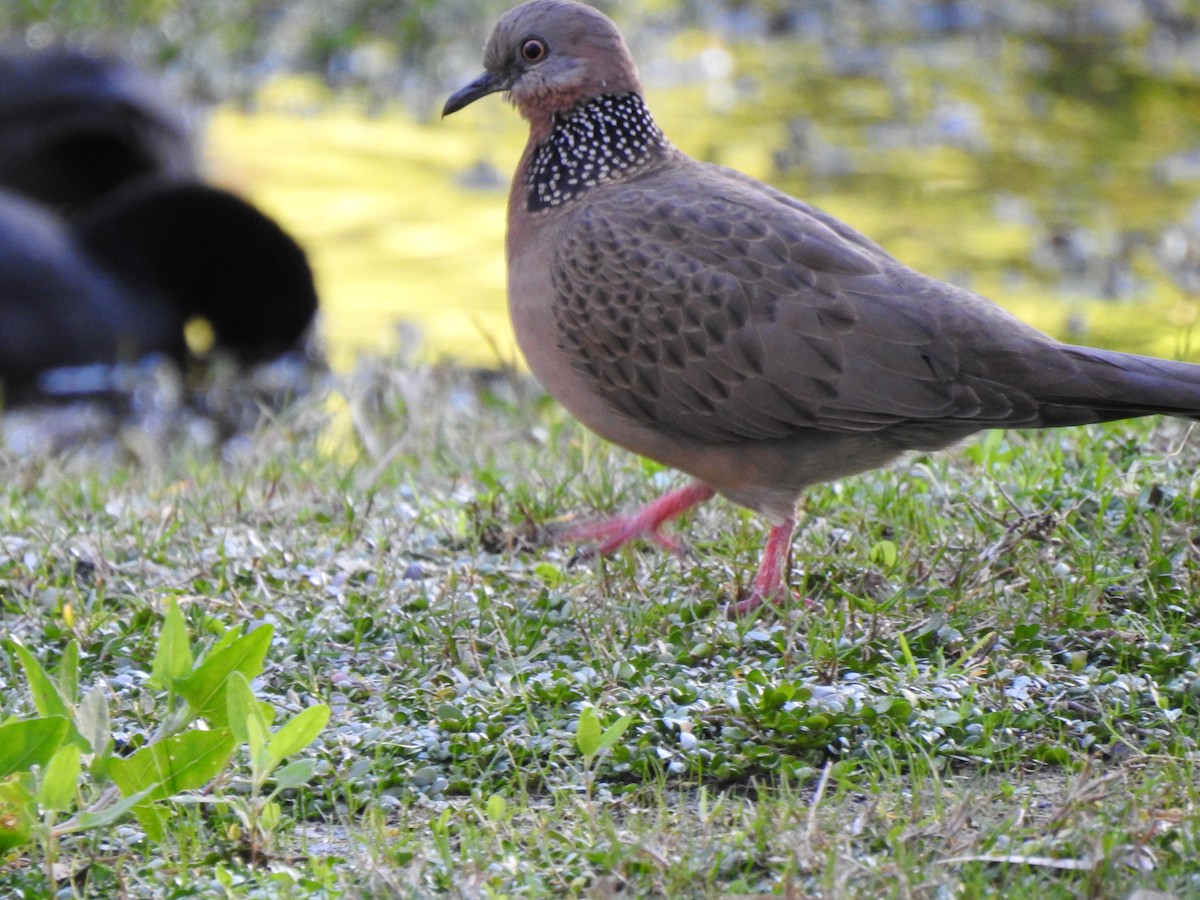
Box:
550 161 1055 444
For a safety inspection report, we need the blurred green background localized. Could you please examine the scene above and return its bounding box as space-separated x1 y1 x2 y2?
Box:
8 0 1200 369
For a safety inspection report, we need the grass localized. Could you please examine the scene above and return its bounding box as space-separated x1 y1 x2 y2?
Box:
2 355 1200 897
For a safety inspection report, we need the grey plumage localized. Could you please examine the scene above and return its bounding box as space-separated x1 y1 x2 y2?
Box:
444 0 1200 613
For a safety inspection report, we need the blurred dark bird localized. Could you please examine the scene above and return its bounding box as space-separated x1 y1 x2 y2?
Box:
0 49 196 212
444 0 1200 615
0 179 318 402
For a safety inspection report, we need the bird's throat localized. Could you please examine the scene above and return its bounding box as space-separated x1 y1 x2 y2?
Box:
525 93 671 213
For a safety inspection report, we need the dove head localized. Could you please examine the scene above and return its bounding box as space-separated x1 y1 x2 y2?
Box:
443 0 641 131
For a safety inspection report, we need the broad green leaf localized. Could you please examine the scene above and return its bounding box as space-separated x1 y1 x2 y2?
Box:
59 785 157 835
247 716 271 784
11 643 69 721
0 775 35 852
224 671 263 747
77 684 112 771
175 625 273 726
10 644 87 750
935 709 963 726
598 714 634 752
485 793 508 823
260 800 282 833
131 804 170 843
108 728 236 804
869 540 898 568
37 744 80 813
270 759 316 792
265 704 330 772
149 598 194 690
206 626 243 660
108 728 236 843
576 708 631 759
54 640 79 704
575 706 601 757
0 717 69 779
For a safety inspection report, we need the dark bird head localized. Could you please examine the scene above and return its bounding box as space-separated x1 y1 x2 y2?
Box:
72 180 319 364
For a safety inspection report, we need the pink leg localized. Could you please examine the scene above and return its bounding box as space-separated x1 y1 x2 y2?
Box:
561 481 716 558
727 518 796 617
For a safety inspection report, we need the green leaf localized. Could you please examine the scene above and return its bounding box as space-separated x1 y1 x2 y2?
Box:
533 562 564 586
224 671 264 748
270 759 316 792
59 785 157 835
0 717 70 779
485 792 508 823
1032 744 1072 767
259 800 282 833
11 643 69 721
10 644 87 751
77 684 112 771
36 744 80 814
0 775 35 852
131 804 170 844
1013 622 1042 643
54 640 80 704
896 633 919 676
598 714 633 752
149 598 194 691
247 716 271 786
175 625 273 727
576 707 632 759
266 704 330 773
869 540 898 569
207 625 241 655
108 728 236 806
107 728 237 843
575 706 601 757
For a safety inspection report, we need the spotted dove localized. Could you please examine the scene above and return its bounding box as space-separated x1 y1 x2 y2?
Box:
444 0 1200 614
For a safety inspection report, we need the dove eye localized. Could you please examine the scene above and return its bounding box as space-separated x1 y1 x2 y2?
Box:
520 38 547 63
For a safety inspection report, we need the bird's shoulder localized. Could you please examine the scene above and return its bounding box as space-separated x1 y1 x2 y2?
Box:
554 155 895 283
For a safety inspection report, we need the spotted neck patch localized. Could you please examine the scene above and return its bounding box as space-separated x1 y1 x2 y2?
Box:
526 93 671 213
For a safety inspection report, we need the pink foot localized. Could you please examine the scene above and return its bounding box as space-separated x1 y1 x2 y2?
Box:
726 518 798 617
560 481 716 559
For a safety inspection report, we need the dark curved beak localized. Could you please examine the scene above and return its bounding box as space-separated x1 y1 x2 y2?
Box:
442 71 509 117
